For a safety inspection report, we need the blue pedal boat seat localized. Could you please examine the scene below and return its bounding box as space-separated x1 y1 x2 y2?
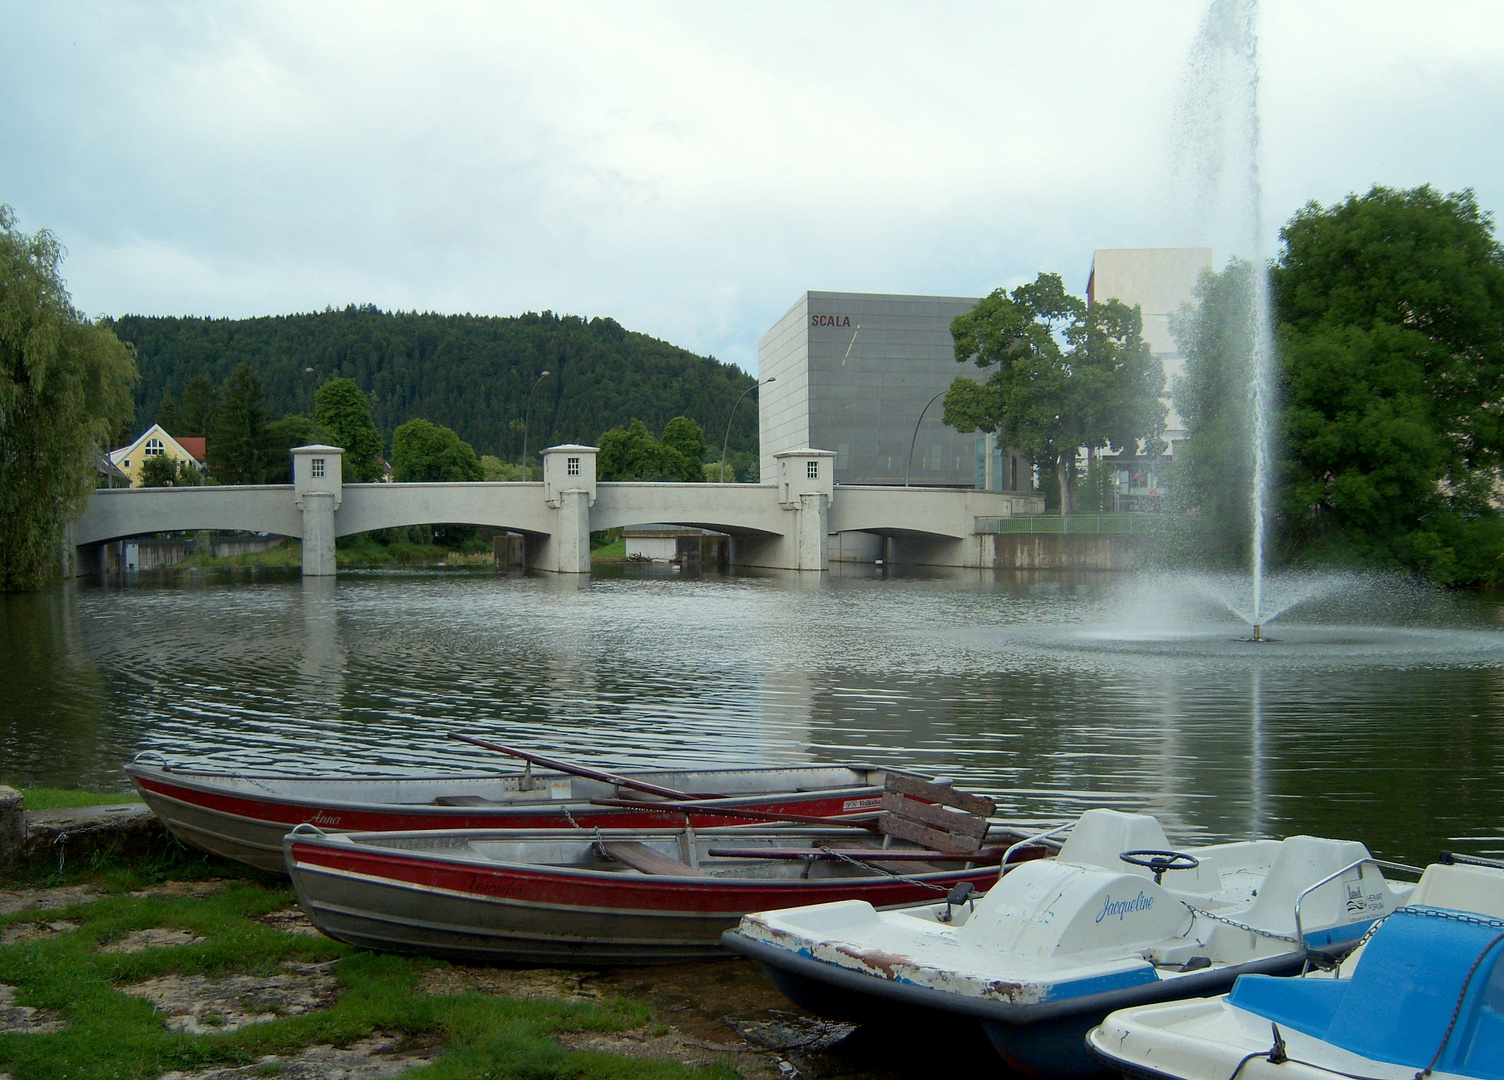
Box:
1227 905 1504 1079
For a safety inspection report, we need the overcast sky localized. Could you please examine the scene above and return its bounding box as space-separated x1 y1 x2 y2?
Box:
3 1 1502 374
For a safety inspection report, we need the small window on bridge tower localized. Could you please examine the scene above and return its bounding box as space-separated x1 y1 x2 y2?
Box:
806 460 819 479
312 458 325 478
567 456 580 476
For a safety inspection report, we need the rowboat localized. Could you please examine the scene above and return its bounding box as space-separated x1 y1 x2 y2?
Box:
283 821 1043 964
723 808 1413 1078
126 744 903 873
1085 852 1504 1080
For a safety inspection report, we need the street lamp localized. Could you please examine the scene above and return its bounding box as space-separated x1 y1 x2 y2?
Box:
521 370 551 481
721 377 774 484
304 367 316 441
904 389 948 487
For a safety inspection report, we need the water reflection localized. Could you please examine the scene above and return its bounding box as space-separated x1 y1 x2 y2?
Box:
3 567 1504 865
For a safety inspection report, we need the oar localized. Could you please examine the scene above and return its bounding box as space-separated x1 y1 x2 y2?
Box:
590 796 880 831
449 734 696 802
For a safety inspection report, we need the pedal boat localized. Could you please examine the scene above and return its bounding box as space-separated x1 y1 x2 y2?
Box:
722 809 1412 1078
1086 853 1504 1080
284 820 1041 964
126 752 898 873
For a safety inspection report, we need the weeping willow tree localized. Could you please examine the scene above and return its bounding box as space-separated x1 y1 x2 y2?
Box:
0 206 138 590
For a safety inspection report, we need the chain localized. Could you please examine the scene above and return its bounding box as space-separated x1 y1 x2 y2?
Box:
816 847 951 894
1181 902 1302 945
1395 905 1504 931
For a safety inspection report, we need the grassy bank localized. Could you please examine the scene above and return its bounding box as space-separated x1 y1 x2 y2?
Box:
176 537 495 571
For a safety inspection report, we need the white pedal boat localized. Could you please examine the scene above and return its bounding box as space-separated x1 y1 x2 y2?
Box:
1086 853 1504 1080
723 809 1412 1078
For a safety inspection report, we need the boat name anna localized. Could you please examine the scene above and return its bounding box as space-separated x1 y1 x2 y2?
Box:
1096 891 1154 923
309 811 344 826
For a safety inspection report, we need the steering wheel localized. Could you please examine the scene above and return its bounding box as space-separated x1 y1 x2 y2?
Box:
1119 849 1200 885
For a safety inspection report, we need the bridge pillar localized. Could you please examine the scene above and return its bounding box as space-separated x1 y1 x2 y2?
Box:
292 445 345 577
775 448 836 572
540 444 597 574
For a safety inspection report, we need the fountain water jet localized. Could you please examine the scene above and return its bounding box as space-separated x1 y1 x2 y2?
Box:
1169 0 1276 636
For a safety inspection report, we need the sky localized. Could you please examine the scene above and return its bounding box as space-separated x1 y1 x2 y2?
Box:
3 1 1502 375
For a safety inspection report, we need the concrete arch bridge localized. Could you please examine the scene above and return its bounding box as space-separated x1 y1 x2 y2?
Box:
71 445 1043 576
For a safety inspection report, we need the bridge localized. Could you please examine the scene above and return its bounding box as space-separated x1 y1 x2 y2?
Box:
71 444 1043 576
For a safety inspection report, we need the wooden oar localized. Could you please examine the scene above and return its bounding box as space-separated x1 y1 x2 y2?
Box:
449 734 695 802
590 796 879 831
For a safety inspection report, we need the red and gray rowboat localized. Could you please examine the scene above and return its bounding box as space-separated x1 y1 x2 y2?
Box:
126 753 900 873
284 823 1039 964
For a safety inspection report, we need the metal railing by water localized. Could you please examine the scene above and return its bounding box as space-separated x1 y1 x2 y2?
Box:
974 513 1180 536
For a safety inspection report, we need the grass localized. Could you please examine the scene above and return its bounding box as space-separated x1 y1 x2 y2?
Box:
590 538 627 564
9 787 143 812
0 845 740 1080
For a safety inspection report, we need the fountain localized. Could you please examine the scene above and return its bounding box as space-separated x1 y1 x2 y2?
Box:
1168 0 1277 640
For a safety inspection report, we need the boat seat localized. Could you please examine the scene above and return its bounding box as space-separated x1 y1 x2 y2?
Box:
878 772 995 855
600 841 707 877
433 795 500 806
1056 809 1173 873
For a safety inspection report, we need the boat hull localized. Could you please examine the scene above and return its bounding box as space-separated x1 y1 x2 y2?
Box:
128 760 887 873
286 829 1007 964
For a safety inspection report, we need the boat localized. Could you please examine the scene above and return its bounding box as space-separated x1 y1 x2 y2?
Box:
126 739 910 873
282 819 1044 964
722 808 1413 1079
1085 852 1504 1080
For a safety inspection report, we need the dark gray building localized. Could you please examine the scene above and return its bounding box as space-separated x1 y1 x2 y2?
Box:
759 291 1024 489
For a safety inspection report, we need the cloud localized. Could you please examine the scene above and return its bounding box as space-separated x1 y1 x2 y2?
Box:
2 1 1501 372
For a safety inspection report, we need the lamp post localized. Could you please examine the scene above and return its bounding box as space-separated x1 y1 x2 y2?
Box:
521 370 551 481
721 377 774 483
904 389 947 487
304 367 316 441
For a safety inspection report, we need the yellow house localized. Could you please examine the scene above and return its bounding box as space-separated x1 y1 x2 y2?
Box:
108 425 208 487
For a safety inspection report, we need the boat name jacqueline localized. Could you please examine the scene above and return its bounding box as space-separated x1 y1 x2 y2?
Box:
1096 891 1154 923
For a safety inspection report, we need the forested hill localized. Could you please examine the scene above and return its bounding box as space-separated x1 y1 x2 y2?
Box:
108 306 759 463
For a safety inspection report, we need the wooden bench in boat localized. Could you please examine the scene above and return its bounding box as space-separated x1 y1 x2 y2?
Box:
600 841 707 877
878 773 997 855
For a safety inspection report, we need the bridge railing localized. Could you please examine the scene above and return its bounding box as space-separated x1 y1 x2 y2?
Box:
975 513 1183 536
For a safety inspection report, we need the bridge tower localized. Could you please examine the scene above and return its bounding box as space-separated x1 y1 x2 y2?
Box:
540 444 597 574
292 445 344 576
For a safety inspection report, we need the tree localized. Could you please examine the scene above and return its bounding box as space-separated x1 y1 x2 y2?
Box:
138 454 203 487
391 418 483 482
1170 258 1260 563
263 414 316 483
480 454 524 481
315 377 383 482
597 417 708 482
0 206 138 589
208 365 270 484
945 273 1164 513
1273 185 1504 584
176 373 220 439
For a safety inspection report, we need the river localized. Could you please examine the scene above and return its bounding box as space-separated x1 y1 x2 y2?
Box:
4 564 1503 866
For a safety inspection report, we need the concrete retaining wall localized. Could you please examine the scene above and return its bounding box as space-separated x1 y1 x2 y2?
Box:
992 532 1155 571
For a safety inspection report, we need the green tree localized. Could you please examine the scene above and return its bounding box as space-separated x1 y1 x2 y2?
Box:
138 453 203 487
1273 185 1504 583
480 454 524 481
208 365 271 484
660 416 708 482
945 272 1164 513
1170 258 1260 563
315 377 383 482
0 206 138 589
263 413 316 483
176 373 220 439
391 418 483 482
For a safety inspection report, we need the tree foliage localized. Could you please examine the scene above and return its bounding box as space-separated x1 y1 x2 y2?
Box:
315 377 383 481
207 364 271 484
112 307 759 466
597 416 708 482
263 413 316 483
0 206 138 589
138 453 203 488
1170 258 1260 563
391 418 483 482
945 272 1164 513
1273 185 1504 584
